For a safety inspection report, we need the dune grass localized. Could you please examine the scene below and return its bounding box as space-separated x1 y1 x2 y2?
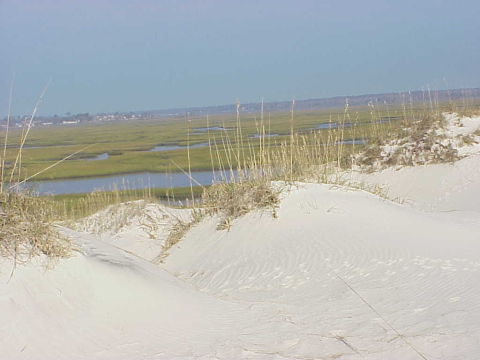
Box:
1 83 73 264
2 87 479 263
0 191 71 262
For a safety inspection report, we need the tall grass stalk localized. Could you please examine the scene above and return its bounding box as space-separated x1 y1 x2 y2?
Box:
12 144 96 190
9 80 51 183
186 116 195 205
289 99 295 182
1 73 15 192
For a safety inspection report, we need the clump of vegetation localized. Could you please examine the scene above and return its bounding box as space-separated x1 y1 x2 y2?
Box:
354 111 463 170
156 208 204 262
0 191 71 262
0 82 72 264
356 142 382 168
203 177 280 230
458 134 477 146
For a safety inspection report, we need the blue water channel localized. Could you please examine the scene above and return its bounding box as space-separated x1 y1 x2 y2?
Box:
82 143 211 162
26 170 235 196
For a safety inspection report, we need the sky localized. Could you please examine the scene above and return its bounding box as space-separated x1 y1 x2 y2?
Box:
1 0 479 116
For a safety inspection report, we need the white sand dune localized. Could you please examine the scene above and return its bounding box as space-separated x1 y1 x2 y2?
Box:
1 230 261 360
74 201 192 262
163 183 480 359
348 153 480 214
1 114 480 359
348 114 480 214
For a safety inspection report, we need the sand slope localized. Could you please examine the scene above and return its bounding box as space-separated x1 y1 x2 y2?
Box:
163 183 480 359
349 153 480 214
0 230 262 360
2 181 479 359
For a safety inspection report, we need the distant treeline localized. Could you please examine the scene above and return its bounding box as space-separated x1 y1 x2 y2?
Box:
152 88 480 116
4 88 480 125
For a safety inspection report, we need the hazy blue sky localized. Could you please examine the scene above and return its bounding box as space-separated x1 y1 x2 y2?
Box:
1 0 479 116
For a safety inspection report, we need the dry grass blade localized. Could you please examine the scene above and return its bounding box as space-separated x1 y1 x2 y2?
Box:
1 72 15 193
9 80 51 183
11 144 97 189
